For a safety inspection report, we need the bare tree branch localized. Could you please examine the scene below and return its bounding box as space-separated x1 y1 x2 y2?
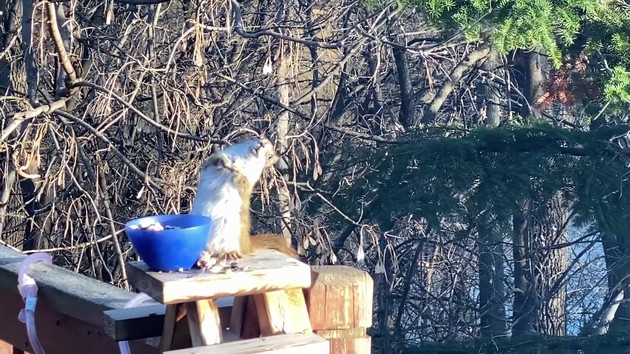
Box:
22 0 38 103
97 168 129 289
71 80 211 142
0 99 68 143
231 0 342 49
422 43 491 124
114 0 170 4
47 2 77 89
55 110 167 192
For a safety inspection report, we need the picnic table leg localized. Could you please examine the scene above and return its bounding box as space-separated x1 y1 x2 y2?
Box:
230 295 261 339
159 304 189 353
252 288 312 336
185 299 222 346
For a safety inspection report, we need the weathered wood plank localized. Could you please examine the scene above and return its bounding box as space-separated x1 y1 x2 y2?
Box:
306 266 374 354
102 296 235 341
240 295 262 339
306 266 374 330
228 296 248 337
103 304 165 342
155 301 248 351
126 249 312 304
315 329 372 354
0 288 157 354
159 304 182 352
185 300 222 346
253 289 312 336
163 333 330 354
0 246 150 327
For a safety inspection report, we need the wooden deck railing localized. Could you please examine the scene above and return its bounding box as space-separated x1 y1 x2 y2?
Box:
0 245 373 354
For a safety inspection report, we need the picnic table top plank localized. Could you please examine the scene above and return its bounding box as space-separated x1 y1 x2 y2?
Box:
126 249 312 304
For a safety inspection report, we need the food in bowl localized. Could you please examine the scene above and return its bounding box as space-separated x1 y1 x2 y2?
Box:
125 214 212 272
128 220 181 231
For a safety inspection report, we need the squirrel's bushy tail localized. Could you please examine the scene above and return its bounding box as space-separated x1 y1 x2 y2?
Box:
250 233 299 259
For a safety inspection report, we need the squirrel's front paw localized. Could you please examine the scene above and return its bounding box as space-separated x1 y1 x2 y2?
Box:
196 250 243 269
196 250 216 269
220 251 243 261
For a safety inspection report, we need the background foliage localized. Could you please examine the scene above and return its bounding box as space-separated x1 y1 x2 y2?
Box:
2 0 630 352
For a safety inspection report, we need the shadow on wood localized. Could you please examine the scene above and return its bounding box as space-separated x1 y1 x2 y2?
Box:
0 246 157 354
0 287 156 354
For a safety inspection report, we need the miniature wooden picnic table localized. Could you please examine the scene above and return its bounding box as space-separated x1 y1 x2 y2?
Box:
126 249 315 353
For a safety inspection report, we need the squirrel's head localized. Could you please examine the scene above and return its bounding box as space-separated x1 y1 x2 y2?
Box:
210 137 279 185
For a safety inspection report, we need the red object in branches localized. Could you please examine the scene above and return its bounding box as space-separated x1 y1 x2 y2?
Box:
535 53 599 109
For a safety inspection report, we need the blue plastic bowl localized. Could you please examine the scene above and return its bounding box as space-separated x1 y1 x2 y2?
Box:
125 214 212 272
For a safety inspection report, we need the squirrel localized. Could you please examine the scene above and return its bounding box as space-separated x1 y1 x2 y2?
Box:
190 137 298 265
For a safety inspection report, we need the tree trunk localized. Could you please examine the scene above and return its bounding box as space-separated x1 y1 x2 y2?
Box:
512 200 537 336
363 40 384 135
532 193 569 336
483 49 502 127
598 205 630 333
512 191 569 336
18 0 47 252
478 219 507 338
374 237 396 354
510 49 568 336
476 49 507 338
518 50 548 120
389 19 415 130
273 0 294 244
